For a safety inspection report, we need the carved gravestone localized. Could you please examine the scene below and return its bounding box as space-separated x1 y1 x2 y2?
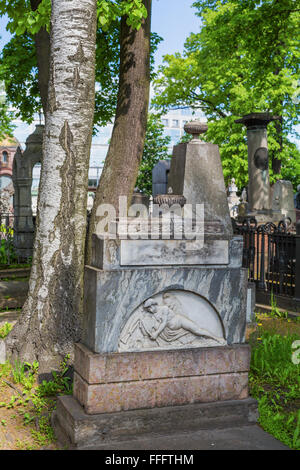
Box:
152 159 171 197
235 113 280 222
53 122 257 448
167 122 233 236
13 125 44 259
271 180 296 223
227 178 240 218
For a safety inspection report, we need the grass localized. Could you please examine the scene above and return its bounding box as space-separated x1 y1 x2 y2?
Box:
0 301 299 450
0 322 13 339
0 355 72 450
249 311 300 450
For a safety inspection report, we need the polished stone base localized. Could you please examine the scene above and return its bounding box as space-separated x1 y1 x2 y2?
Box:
52 395 258 449
73 343 251 414
52 342 257 448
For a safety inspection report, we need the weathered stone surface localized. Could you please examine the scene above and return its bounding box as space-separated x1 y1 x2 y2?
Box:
246 282 256 323
0 340 6 364
13 125 44 259
73 344 251 415
120 239 228 266
82 265 248 353
74 343 251 385
91 226 237 271
271 180 296 223
152 159 171 197
167 141 233 237
74 370 249 414
52 395 259 449
235 113 280 217
119 289 226 352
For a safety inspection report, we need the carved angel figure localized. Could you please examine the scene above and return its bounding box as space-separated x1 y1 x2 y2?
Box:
118 292 226 352
145 294 225 345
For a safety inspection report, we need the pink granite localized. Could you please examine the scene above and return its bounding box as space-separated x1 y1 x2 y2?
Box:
75 343 251 385
74 371 249 415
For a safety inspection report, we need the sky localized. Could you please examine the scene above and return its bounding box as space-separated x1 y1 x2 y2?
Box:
0 0 200 68
0 1 298 146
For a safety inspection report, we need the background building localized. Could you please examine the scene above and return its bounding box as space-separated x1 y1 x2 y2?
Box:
8 107 207 214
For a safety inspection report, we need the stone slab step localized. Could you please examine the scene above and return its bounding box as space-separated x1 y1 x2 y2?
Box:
80 424 290 450
52 395 259 449
0 280 28 309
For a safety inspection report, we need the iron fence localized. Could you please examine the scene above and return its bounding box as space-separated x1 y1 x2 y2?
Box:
0 213 33 267
233 218 300 300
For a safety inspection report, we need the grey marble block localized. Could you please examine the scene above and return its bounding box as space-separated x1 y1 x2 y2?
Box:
91 234 243 271
167 142 233 237
82 264 248 354
120 239 229 266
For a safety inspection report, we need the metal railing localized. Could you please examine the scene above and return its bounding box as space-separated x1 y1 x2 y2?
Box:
0 213 33 267
233 218 299 299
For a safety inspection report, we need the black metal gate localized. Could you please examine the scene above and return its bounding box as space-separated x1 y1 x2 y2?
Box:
233 218 300 301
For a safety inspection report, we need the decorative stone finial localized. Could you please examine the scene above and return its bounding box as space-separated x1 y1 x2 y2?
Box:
184 121 208 143
154 193 187 208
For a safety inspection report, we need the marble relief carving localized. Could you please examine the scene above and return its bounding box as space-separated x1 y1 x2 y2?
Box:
118 291 226 352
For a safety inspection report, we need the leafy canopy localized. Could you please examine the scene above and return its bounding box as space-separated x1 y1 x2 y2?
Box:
0 79 15 139
153 0 300 189
0 0 148 35
0 1 161 127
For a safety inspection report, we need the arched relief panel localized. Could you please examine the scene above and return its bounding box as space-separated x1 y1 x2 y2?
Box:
118 289 226 352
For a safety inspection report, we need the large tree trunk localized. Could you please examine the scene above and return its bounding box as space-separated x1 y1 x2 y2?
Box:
87 0 152 259
6 0 97 372
30 0 50 113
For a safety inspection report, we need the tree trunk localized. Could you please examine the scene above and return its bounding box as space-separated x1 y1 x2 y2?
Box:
30 0 50 113
87 0 152 259
272 117 283 175
6 0 97 372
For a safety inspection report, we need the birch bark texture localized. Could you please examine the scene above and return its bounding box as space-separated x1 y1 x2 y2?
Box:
6 0 97 371
87 0 152 258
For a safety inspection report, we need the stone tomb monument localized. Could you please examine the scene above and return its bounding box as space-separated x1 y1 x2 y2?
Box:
235 113 280 223
152 159 171 197
271 180 296 224
53 122 257 448
13 124 44 259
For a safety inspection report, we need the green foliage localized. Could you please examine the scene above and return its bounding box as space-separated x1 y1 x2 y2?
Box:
0 79 15 139
0 355 73 447
11 358 38 389
0 15 162 127
97 0 148 31
94 23 162 128
37 354 72 397
0 222 18 266
0 34 39 123
0 0 50 36
0 0 147 36
153 0 300 189
135 113 171 195
250 330 300 449
0 322 13 339
0 101 14 140
0 239 18 266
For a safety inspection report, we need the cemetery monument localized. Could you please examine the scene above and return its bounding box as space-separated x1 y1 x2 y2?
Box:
53 121 257 448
